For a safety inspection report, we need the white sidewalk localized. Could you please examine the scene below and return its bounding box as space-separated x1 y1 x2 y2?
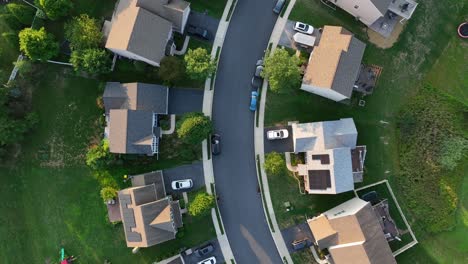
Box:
201 0 237 262
254 1 297 264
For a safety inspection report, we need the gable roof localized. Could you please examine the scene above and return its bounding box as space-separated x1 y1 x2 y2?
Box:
106 0 173 65
103 82 169 114
108 109 157 155
137 0 190 31
333 0 392 26
307 198 396 264
118 184 180 248
292 118 358 153
303 26 365 98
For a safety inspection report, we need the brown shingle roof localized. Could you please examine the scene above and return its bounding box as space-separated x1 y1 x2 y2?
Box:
303 26 365 98
308 198 396 264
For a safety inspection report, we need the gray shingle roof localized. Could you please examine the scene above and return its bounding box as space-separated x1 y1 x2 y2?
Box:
137 0 190 32
131 171 166 200
103 82 168 114
127 9 172 64
330 35 366 98
371 0 392 15
108 109 155 155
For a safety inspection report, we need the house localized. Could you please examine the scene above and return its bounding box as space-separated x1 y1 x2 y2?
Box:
331 0 418 37
118 171 183 249
307 197 397 264
301 26 366 102
291 118 366 194
105 0 190 66
103 82 168 156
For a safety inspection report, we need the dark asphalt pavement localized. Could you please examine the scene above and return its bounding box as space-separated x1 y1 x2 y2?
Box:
211 1 282 263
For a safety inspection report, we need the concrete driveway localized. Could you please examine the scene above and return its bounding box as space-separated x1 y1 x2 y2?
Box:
211 0 283 263
168 88 204 115
278 20 319 52
163 162 204 194
280 223 315 253
187 11 220 44
264 125 294 153
181 238 225 264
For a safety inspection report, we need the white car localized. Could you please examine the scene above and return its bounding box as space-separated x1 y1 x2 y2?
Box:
294 22 314 34
198 256 216 264
267 129 289 140
171 179 193 190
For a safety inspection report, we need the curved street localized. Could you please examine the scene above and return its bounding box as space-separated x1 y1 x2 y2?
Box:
212 0 281 263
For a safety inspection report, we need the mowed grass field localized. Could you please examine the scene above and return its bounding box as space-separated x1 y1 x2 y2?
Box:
0 65 214 263
266 0 467 263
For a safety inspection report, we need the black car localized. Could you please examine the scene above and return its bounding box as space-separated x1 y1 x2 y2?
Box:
211 134 221 155
187 25 210 40
194 243 215 257
361 191 379 205
251 59 264 88
273 0 286 14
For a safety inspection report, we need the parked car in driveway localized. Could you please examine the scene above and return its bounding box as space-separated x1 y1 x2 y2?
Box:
294 22 314 34
267 129 289 140
171 179 193 190
187 25 210 40
194 243 215 257
211 134 221 155
273 0 285 14
249 91 258 111
198 256 216 264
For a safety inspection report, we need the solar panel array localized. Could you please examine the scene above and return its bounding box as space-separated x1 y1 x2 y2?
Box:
120 194 142 242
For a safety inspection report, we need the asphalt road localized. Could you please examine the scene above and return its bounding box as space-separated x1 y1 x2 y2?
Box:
211 1 282 263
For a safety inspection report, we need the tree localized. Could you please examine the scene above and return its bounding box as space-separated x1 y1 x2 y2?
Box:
65 14 102 51
176 112 213 144
70 48 111 74
0 112 39 146
86 139 111 169
264 152 285 176
19 27 58 61
6 3 35 25
261 48 301 93
100 186 118 203
36 0 73 20
158 56 185 85
0 14 22 30
184 48 216 80
188 192 215 216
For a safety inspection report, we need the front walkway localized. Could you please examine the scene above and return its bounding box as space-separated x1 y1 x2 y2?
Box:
254 1 297 263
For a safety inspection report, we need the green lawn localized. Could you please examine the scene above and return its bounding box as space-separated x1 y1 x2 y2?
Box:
426 37 468 107
266 0 467 263
188 0 228 19
0 64 213 263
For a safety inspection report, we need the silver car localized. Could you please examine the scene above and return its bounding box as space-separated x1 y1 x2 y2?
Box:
267 129 289 140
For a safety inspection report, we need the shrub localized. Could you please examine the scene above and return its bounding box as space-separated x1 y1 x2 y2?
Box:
261 48 301 93
184 48 216 80
65 14 102 50
396 85 465 233
439 136 468 170
70 48 111 74
188 192 215 216
264 152 286 176
6 3 35 25
19 27 59 61
176 112 213 145
36 0 73 20
100 186 118 203
86 139 111 169
158 56 185 85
